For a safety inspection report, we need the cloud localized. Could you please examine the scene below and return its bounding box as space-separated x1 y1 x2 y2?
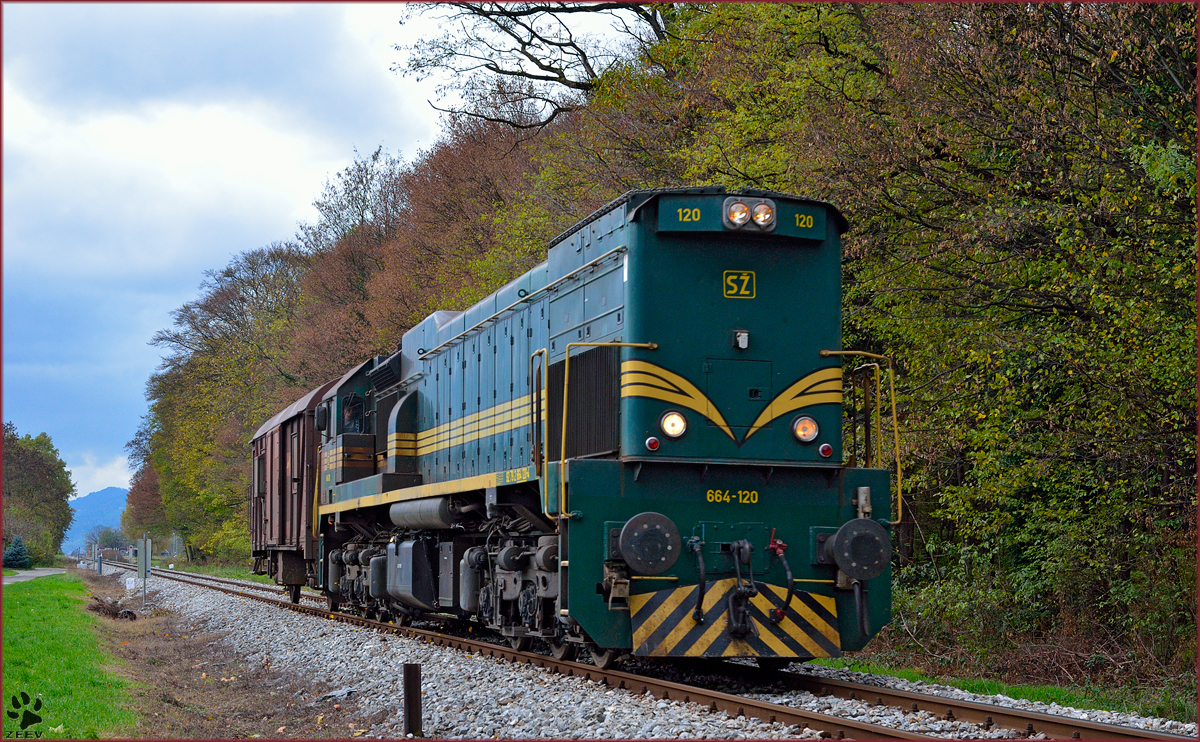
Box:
2 4 445 493
3 74 343 282
68 453 133 498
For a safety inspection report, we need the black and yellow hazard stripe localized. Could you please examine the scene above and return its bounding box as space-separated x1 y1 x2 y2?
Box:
629 579 840 658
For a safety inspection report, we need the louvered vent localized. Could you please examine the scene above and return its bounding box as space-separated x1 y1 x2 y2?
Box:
547 345 620 460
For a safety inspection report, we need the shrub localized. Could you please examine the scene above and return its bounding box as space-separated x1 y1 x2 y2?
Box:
4 536 33 569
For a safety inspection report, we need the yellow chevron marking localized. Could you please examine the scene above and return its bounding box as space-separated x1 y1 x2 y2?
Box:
620 361 735 440
630 580 839 658
747 596 799 656
723 639 757 657
631 587 691 649
788 591 841 644
684 611 731 656
750 591 826 656
743 367 843 442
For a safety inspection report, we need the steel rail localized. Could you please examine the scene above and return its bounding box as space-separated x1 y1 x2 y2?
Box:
716 663 1194 741
126 564 927 740
102 563 1192 741
107 561 321 599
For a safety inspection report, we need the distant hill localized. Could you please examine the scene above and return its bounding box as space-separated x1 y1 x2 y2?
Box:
61 487 129 554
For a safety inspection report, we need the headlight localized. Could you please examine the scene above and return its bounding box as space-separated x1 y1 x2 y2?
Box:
660 411 687 438
752 203 775 226
792 416 819 443
727 201 750 226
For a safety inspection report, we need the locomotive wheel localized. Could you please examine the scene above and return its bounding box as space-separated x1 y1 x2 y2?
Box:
394 613 413 627
589 646 622 670
288 585 301 604
508 635 532 652
548 638 577 661
327 596 340 612
755 657 793 671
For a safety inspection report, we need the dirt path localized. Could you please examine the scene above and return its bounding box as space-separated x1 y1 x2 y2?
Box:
4 568 67 585
76 569 383 739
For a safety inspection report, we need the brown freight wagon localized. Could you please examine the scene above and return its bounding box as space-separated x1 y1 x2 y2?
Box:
250 378 338 602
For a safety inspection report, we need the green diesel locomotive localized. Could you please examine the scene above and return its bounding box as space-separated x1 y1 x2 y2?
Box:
250 187 895 668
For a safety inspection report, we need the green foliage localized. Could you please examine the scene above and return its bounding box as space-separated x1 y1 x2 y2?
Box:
4 536 32 569
3 423 75 564
136 244 310 557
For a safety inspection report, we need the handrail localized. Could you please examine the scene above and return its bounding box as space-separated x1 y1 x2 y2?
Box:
530 348 550 519
312 473 321 539
819 350 903 526
852 362 882 468
418 246 628 361
559 341 658 523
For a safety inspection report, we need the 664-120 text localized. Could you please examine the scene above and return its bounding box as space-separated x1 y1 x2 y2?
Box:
705 489 758 504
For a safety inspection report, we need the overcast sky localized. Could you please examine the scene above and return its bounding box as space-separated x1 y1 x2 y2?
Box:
3 4 446 496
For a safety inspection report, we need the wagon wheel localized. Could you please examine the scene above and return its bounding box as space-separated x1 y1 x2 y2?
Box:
589 646 622 670
548 638 577 662
508 635 532 652
326 595 340 613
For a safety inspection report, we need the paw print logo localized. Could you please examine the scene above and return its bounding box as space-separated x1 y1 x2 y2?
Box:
7 692 42 730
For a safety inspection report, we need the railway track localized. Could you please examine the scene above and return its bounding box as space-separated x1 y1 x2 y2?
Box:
101 562 1193 741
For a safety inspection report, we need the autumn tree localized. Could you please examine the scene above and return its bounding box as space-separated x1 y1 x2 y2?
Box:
120 463 168 541
139 243 310 556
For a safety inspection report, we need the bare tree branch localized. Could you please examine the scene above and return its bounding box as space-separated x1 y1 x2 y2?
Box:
395 3 671 131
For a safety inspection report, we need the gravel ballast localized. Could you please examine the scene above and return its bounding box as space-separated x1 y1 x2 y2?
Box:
111 567 814 739
108 566 1196 739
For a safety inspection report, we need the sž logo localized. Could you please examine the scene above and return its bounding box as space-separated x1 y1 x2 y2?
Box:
4 692 43 738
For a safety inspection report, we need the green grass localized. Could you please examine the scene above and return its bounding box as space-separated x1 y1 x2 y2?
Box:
2 569 17 576
2 573 135 739
811 657 1196 722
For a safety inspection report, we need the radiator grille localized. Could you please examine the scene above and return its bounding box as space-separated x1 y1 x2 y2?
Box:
547 345 620 460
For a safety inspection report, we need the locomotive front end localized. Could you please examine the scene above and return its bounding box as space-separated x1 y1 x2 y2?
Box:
558 190 894 662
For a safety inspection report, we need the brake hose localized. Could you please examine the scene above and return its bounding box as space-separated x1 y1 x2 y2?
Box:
853 580 870 637
690 538 706 623
767 531 793 624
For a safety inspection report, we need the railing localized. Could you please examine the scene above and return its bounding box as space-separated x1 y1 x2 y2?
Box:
820 350 904 526
556 341 658 525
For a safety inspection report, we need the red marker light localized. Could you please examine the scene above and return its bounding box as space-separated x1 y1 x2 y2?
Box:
819 443 833 458
645 436 661 451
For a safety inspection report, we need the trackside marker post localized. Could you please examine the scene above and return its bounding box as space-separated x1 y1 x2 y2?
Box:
402 663 422 736
137 536 152 608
